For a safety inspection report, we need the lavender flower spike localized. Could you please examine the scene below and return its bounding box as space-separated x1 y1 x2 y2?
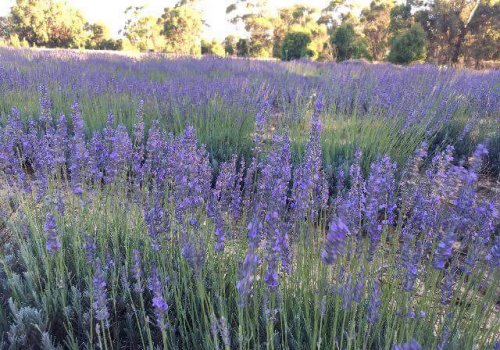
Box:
44 213 61 254
93 259 110 328
367 276 382 325
321 217 349 265
393 339 422 350
433 230 455 270
148 267 169 330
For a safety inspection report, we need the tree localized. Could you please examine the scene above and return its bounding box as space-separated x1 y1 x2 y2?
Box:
122 6 165 52
463 0 499 67
86 22 109 47
160 3 203 55
0 16 12 40
9 0 51 46
331 24 370 61
388 23 427 64
236 38 250 57
281 32 312 60
318 0 350 33
389 3 412 36
243 15 274 57
86 22 121 50
360 0 394 61
273 4 317 58
201 39 225 56
45 1 88 48
223 35 237 56
227 0 274 58
413 0 483 64
272 5 331 60
8 0 89 48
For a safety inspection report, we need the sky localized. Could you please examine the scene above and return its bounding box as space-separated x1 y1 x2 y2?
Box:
0 0 370 40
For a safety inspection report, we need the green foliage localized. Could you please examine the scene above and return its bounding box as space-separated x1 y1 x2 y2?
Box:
272 5 331 60
122 6 165 52
223 35 237 56
201 39 225 56
85 22 122 51
389 3 412 36
2 0 122 50
8 0 88 48
331 24 371 62
360 0 393 61
246 16 274 58
281 32 312 61
388 24 427 64
458 0 499 66
226 1 274 58
161 4 203 55
236 38 250 57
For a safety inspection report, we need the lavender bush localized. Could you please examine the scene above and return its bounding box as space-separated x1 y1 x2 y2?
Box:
0 48 498 349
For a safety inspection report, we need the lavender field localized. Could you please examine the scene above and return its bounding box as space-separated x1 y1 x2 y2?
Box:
0 48 499 349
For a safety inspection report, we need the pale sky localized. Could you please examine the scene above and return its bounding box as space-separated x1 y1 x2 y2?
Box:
0 0 370 40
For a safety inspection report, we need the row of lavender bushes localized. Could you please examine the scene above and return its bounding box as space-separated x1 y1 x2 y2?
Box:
0 48 498 175
0 98 498 349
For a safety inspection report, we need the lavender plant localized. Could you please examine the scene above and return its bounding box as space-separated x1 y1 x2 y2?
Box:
0 49 498 350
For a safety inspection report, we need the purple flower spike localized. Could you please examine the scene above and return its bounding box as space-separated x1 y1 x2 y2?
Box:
93 259 110 328
214 207 225 253
44 213 61 254
132 249 144 293
393 339 422 350
433 230 455 270
148 266 169 330
367 276 382 325
321 218 348 265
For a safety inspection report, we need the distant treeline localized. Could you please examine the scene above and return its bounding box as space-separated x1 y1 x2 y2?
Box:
0 0 498 67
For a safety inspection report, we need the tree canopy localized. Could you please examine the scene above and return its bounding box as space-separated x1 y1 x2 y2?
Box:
0 0 497 67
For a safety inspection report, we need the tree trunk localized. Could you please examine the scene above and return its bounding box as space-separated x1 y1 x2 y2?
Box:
451 0 481 64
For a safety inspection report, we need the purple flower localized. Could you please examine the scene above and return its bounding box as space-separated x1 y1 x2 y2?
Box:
132 100 145 189
393 339 422 350
143 194 169 251
38 84 52 123
120 265 130 290
433 230 455 270
181 239 206 275
53 114 68 166
84 234 97 262
254 105 267 155
213 206 225 252
337 268 365 309
69 102 89 196
337 149 365 236
258 135 292 289
44 213 61 254
170 125 212 224
93 259 110 327
367 276 382 325
242 156 259 209
365 155 396 260
486 235 500 268
214 155 244 220
291 102 328 222
132 249 144 293
437 325 450 350
148 266 169 330
237 219 262 305
321 217 348 265
440 268 456 305
402 241 421 292
219 316 231 348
